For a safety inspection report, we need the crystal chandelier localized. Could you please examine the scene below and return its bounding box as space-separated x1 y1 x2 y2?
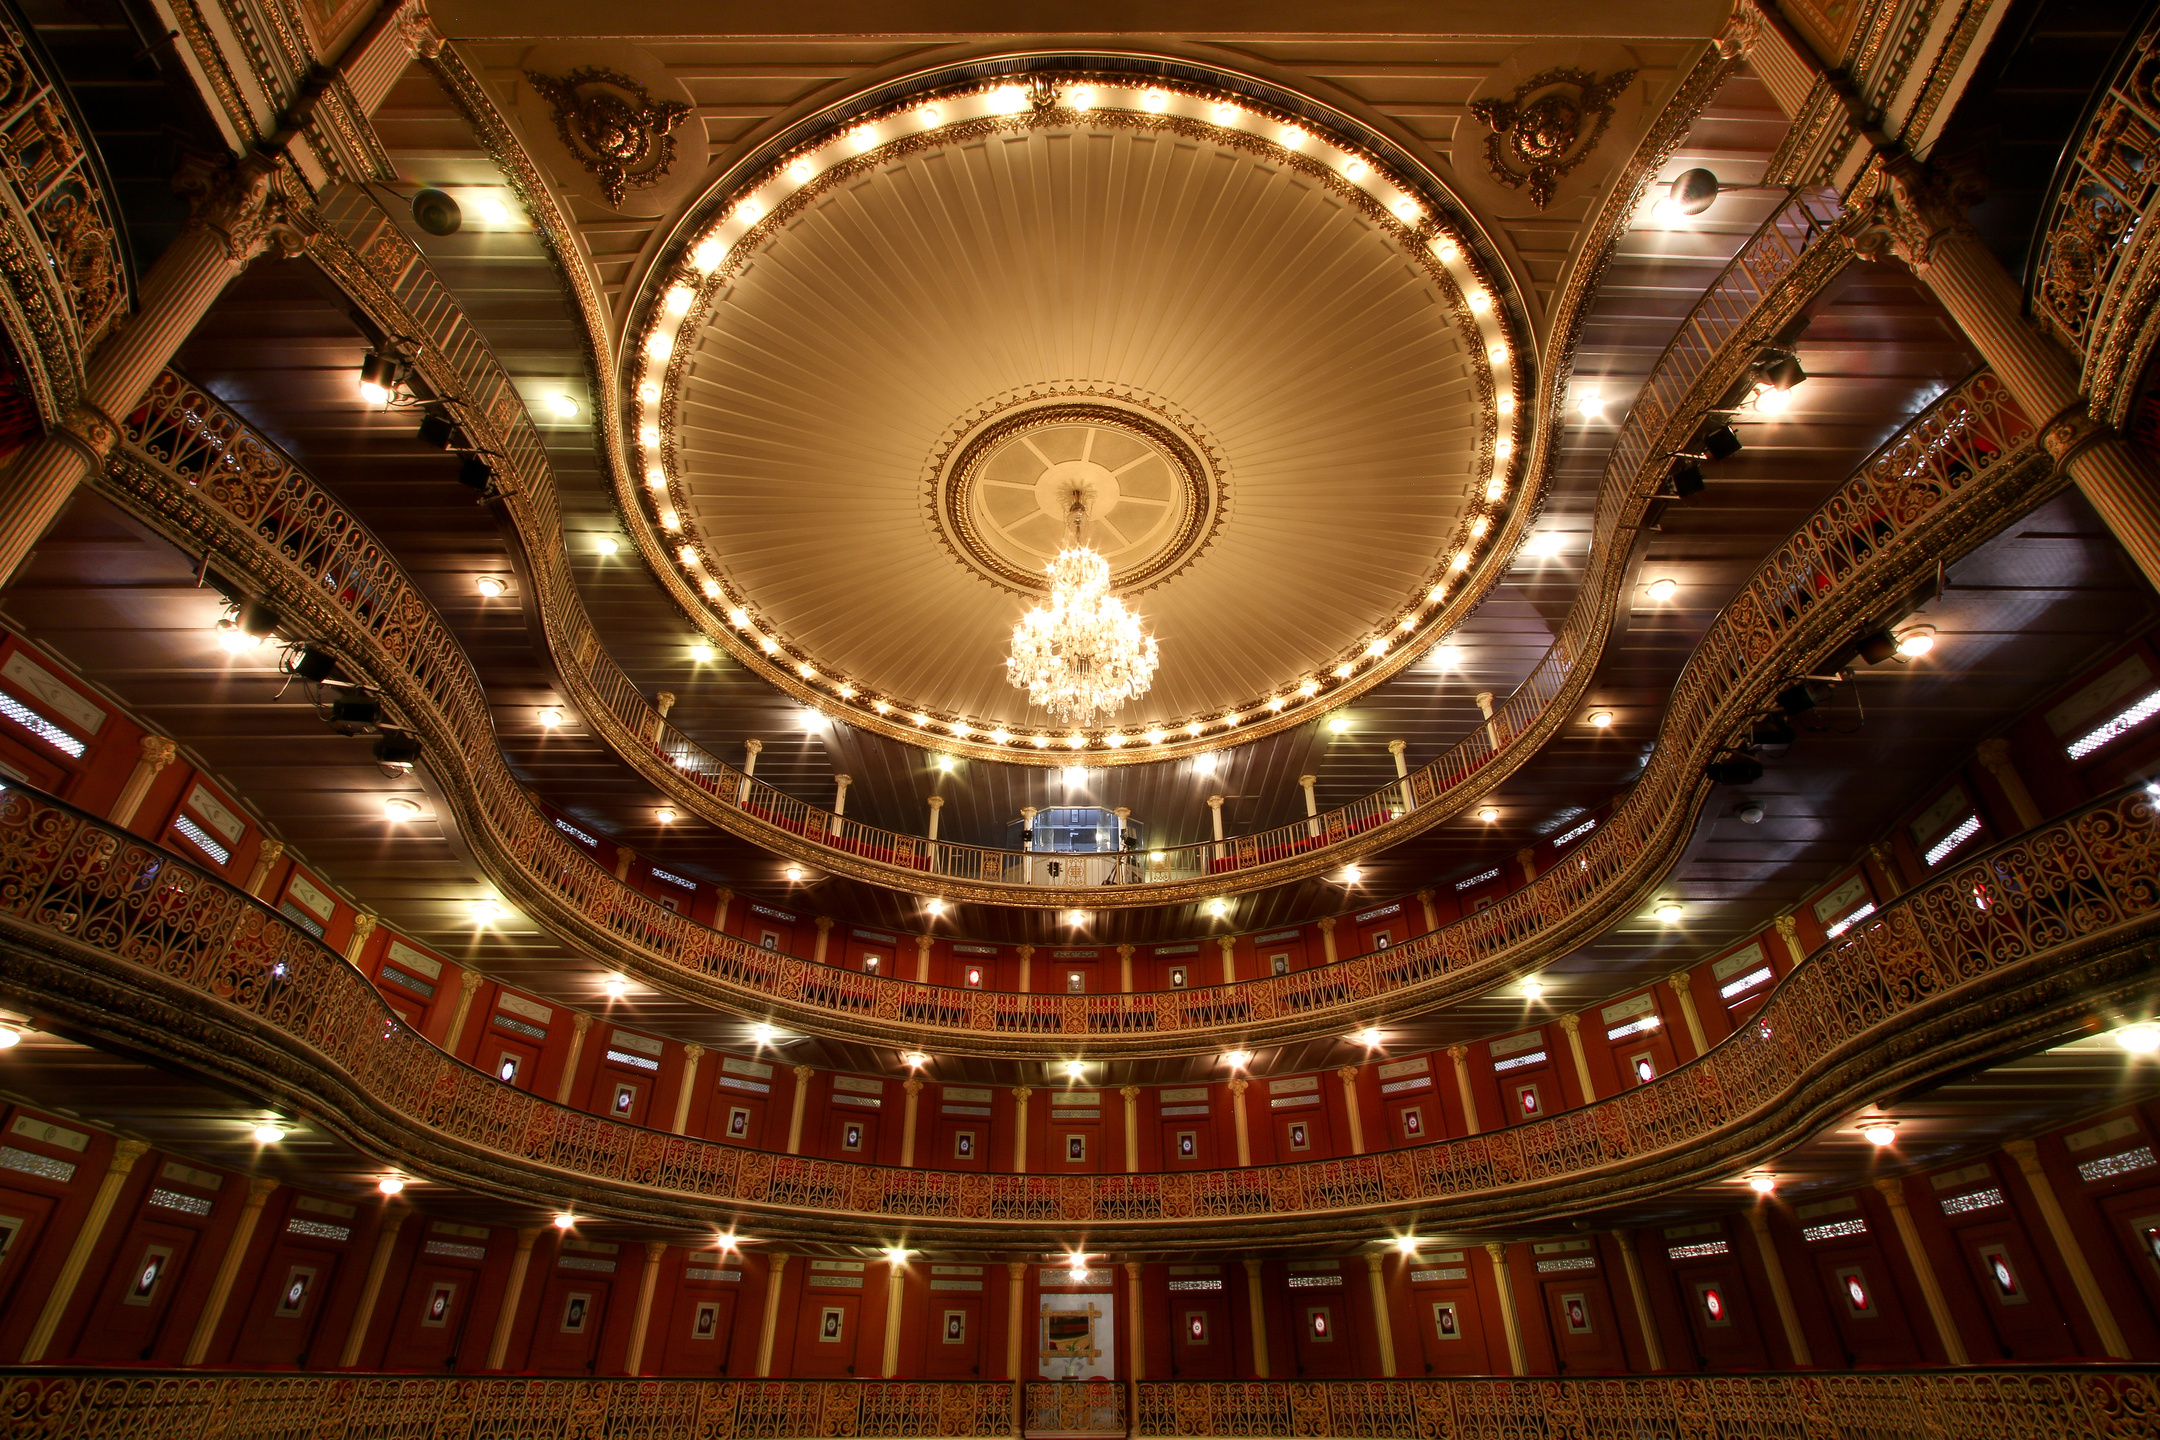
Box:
1006 497 1161 726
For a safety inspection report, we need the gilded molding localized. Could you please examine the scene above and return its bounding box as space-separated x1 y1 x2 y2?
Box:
524 66 690 207
1467 66 1638 208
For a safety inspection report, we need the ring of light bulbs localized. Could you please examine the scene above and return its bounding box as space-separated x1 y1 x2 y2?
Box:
623 68 1539 766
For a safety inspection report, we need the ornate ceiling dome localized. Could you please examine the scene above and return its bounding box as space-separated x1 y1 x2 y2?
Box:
631 70 1532 760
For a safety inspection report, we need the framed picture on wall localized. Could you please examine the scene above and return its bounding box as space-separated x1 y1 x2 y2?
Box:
692 1301 720 1339
1065 1134 1087 1162
1183 1310 1210 1344
954 1131 976 1159
496 1053 522 1084
1431 1301 1460 1339
1270 954 1289 975
421 1281 457 1327
841 1122 864 1151
1630 1054 1656 1085
1175 1130 1197 1159
124 1246 173 1306
1834 1266 1875 1317
1694 1283 1731 1327
613 1082 637 1115
1304 1307 1333 1341
727 1107 751 1139
1560 1293 1592 1334
944 1309 968 1343
274 1266 315 1318
1977 1244 2028 1304
819 1306 845 1341
1286 1121 1310 1151
760 931 780 951
1400 1107 1424 1138
562 1293 592 1333
1169 967 1188 988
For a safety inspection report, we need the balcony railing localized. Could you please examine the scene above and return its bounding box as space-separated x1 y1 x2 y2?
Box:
3 776 2151 1243
284 182 1846 906
101 362 2046 1054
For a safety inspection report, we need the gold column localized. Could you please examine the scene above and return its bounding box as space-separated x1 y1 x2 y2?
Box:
1337 1067 1366 1154
484 1227 543 1371
1976 738 2044 830
1611 1229 1664 1371
1299 774 1320 838
21 1137 149 1361
1124 1260 1145 1381
786 1066 814 1154
443 967 482 1053
1319 916 1338 964
756 1253 791 1375
338 1203 408 1367
244 837 285 897
1117 943 1133 992
1515 847 1538 884
613 848 635 881
1741 1208 1811 1366
1388 739 1414 814
623 1242 668 1374
108 735 176 826
714 887 734 932
1121 1085 1142 1173
653 690 676 742
1017 943 1033 992
1773 913 1805 966
738 737 762 802
1475 690 1498 750
1228 1077 1251 1166
926 794 944 844
671 1044 704 1135
1417 888 1438 934
1448 1044 1481 1135
1242 1257 1270 1377
343 911 378 964
1011 1086 1032 1174
1866 841 1907 900
881 1253 906 1377
831 774 851 836
1481 1242 1527 1376
1217 935 1237 985
917 934 934 982
181 1175 280 1365
2003 1139 2129 1356
900 1078 923 1167
1871 1178 1967 1364
1207 795 1225 866
812 916 833 964
1559 1012 1597 1101
1005 1260 1027 1383
1363 1253 1396 1375
555 1013 593 1104
1664 973 1709 1058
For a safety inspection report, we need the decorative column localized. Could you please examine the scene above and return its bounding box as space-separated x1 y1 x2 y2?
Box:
1871 1178 1966 1364
2004 1139 2129 1356
1853 158 2160 591
881 1253 907 1377
671 1044 704 1134
1242 1258 1270 1377
181 1174 280 1365
737 737 761 802
1207 795 1225 865
1337 1067 1366 1154
344 912 378 964
1121 1086 1141 1172
1364 1253 1397 1375
1113 806 1130 854
1005 1261 1027 1391
1299 774 1320 838
1515 847 1539 884
1417 888 1438 934
613 847 635 881
756 1253 791 1375
916 934 933 981
1481 1242 1527 1375
555 1013 593 1103
786 1066 814 1154
1866 840 1907 899
108 735 176 826
21 1137 149 1360
244 837 285 897
714 887 734 932
623 1242 667 1374
1448 1044 1481 1135
1773 913 1805 967
1976 737 2043 830
338 1203 408 1367
1228 1077 1251 1166
1742 1208 1814 1366
652 690 676 742
1020 806 1036 882
1116 944 1133 992
1558 1013 1596 1102
1218 935 1237 985
1319 916 1339 964
443 967 481 1054
1475 691 1498 751
926 794 944 842
484 1227 543 1370
1664 973 1709 1058
812 917 833 964
900 1078 923 1166
1388 739 1414 814
340 0 431 117
1124 1260 1146 1383
0 153 318 586
1016 943 1033 992
1610 1229 1665 1371
1011 1087 1032 1173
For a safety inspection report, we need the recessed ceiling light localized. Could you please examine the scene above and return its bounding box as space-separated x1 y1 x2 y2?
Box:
1194 753 1217 774
1862 1123 1897 1146
903 1050 929 1067
1342 865 1364 883
1205 898 1228 917
1522 978 1543 1000
470 899 504 923
1648 578 1677 601
1354 1027 1383 1047
1747 1174 1776 1194
751 1023 776 1043
1064 1059 1088 1077
1328 715 1351 734
1223 1050 1251 1069
783 866 804 882
1655 902 1684 923
1897 627 1936 657
924 899 945 916
1066 909 1087 926
547 394 578 419
253 1123 286 1144
1477 806 1499 823
377 1175 405 1194
554 1212 577 1229
604 975 627 999
692 644 715 662
1587 711 1613 728
2115 1023 2160 1054
1394 1235 1418 1254
1344 157 1367 179
473 193 512 225
1576 393 1604 419
918 104 942 125
850 124 877 151
383 797 422 821
475 575 507 597
595 536 618 555
1143 89 1168 112
1281 125 1306 148
1214 103 1237 123
1069 88 1094 112
656 807 677 824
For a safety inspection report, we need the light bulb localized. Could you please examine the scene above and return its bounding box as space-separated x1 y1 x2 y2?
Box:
751 1023 776 1043
253 1123 286 1144
383 797 422 821
1748 1174 1776 1194
851 124 877 151
1069 89 1093 111
554 1212 577 1229
691 644 714 662
1328 715 1351 734
665 286 694 315
884 1247 909 1264
537 707 564 728
0 1026 20 1050
783 866 803 883
656 807 677 824
1223 1050 1251 1069
1648 578 1677 601
1478 807 1499 823
903 1051 929 1068
593 536 619 556
925 898 946 916
1064 1060 1087 1078
547 394 579 419
1066 910 1087 926
1656 902 1684 923
377 1175 405 1195
475 575 506 597
918 104 942 125
1394 1236 1418 1254
990 85 1026 113
1897 628 1936 657
1576 393 1604 419
474 194 511 225
1754 384 1792 414
1587 711 1613 728
1143 89 1168 112
1205 898 1228 918
1343 865 1364 883
1281 126 1306 148
2116 1023 2160 1054
358 380 390 406
1355 1027 1383 1047
1523 978 1543 1000
1194 753 1217 774
1862 1123 1897 1146
1063 766 1087 786
470 899 505 923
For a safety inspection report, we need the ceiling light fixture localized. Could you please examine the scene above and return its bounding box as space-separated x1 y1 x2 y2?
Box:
1747 1174 1776 1194
1648 578 1678 601
1523 978 1543 1000
546 394 579 419
383 797 422 821
1006 497 1160 726
1223 1050 1251 1069
1063 766 1087 786
1354 1027 1383 1047
595 536 618 555
0 1024 22 1050
1897 627 1937 658
903 1051 929 1068
554 1212 577 1229
1576 393 1604 419
1656 901 1684 923
470 899 505 924
1587 711 1614 728
1064 1060 1088 1078
884 1246 910 1264
1066 909 1088 926
377 1175 405 1195
656 806 677 824
1328 715 1351 734
1205 898 1228 918
783 866 804 883
751 1023 776 1044
537 707 563 727
2115 1022 2160 1054
1194 753 1217 775
935 754 955 773
1478 806 1499 823
604 975 628 999
253 1123 287 1144
1394 1236 1418 1255
1342 864 1364 884
475 575 506 598
1862 1123 1898 1146
925 898 946 916
358 352 399 405
691 644 714 662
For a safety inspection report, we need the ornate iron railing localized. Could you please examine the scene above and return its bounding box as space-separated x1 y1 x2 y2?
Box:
288 184 1844 906
1026 1381 1126 1435
101 360 2046 1055
2 780 2152 1241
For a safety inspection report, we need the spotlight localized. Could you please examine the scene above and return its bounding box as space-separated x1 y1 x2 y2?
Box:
1478 807 1499 823
1667 167 1720 216
1750 717 1795 747
883 1247 910 1265
1857 630 1898 665
903 1051 929 1068
1222 1050 1251 1069
1747 1174 1776 1194
1759 352 1807 391
1394 1235 1419 1255
475 575 507 598
1670 462 1706 498
1522 978 1543 1000
1737 803 1764 825
1655 901 1683 923
373 733 423 769
1647 578 1677 601
377 1175 406 1195
1775 683 1821 715
1587 711 1613 728
291 646 337 682
217 622 260 653
1701 426 1742 461
553 1212 576 1229
1706 757 1764 785
751 1023 776 1044
1753 384 1793 415
411 187 462 234
935 755 955 773
1354 1027 1383 1047
358 352 400 404
604 975 627 999
330 699 382 729
383 797 422 821
925 898 946 916
538 707 563 728
239 600 280 638
1896 627 1936 658
253 1123 287 1144
2115 1023 2160 1054
457 456 492 490
417 411 458 449
1064 1060 1087 1079
1205 898 1228 917
1862 1123 1897 1146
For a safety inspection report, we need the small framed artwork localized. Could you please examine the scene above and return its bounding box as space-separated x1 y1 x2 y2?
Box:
274 1266 316 1318
1270 954 1289 976
123 1245 173 1306
1834 1266 1875 1318
862 954 882 974
1183 1310 1210 1344
1372 931 1392 951
691 1301 721 1339
656 894 680 915
1694 1283 1730 1328
561 1292 592 1334
1304 1306 1334 1341
612 1082 638 1115
727 1107 751 1139
1065 1133 1087 1162
1168 967 1188 988
1431 1301 1461 1339
1175 1130 1197 1159
942 1309 968 1343
1286 1121 1311 1151
1515 1083 1543 1118
759 931 780 951
1067 970 1085 993
819 1306 845 1342
841 1122 864 1152
1559 1293 1592 1335
954 1131 976 1159
1630 1054 1656 1085
964 967 984 988
1400 1107 1424 1139
497 1053 522 1084
421 1281 457 1328
1977 1244 2027 1304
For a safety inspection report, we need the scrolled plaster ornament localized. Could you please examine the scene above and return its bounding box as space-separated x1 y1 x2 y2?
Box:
524 66 690 208
1469 67 1637 208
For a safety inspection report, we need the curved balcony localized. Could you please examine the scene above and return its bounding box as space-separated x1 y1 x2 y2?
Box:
289 182 1847 907
3 781 2151 1248
98 364 2048 1057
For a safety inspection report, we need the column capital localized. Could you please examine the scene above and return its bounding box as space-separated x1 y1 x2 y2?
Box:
834 774 852 788
645 1240 669 1260
744 737 763 754
770 1251 791 1273
137 734 178 768
1011 1085 1033 1102
1226 1076 1249 1097
1846 154 1982 274
1119 1084 1141 1101
512 1225 544 1250
1976 736 2014 768
1114 805 1131 819
654 690 677 717
926 794 945 809
1774 913 1802 956
1297 773 1317 788
1241 1256 1264 1275
1020 805 1037 818
1008 1260 1028 1278
398 0 445 58
1016 943 1034 960
903 1077 923 1097
571 1011 594 1034
1207 795 1223 810
1416 887 1434 903
1482 1240 1507 1262
243 1174 280 1204
176 152 316 263
1557 1012 1580 1035
1318 916 1337 933
108 1137 151 1174
1336 1065 1360 1087
1870 1176 1911 1210
2002 1137 2043 1169
814 916 834 933
1115 943 1133 960
1446 1042 1468 1062
1388 739 1406 755
1218 935 1236 953
792 1064 816 1082
1365 1252 1385 1273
